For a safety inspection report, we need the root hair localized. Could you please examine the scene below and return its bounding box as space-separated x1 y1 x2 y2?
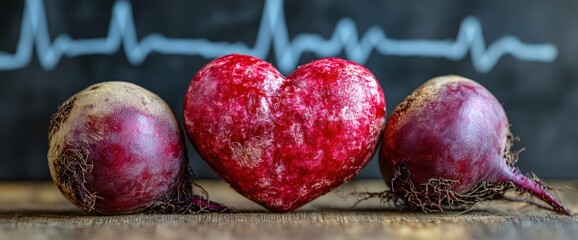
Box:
53 146 100 212
145 167 232 214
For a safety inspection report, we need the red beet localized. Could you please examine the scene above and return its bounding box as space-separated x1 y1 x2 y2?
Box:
380 75 570 215
48 81 229 214
184 54 386 211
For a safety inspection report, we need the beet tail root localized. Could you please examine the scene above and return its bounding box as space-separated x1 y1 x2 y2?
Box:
504 168 571 216
189 195 233 213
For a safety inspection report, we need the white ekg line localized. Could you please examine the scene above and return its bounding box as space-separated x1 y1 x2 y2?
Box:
0 0 558 73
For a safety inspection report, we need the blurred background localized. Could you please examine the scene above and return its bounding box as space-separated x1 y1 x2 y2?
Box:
0 0 576 180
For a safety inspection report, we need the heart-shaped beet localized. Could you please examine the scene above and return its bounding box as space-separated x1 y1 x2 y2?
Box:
184 54 386 211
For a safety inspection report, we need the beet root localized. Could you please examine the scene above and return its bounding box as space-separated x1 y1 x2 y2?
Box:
48 81 229 214
379 75 570 215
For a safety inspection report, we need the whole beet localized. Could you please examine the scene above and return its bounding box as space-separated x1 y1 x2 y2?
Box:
48 81 228 214
380 75 570 215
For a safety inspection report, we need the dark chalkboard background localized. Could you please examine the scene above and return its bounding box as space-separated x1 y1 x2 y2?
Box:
1 0 576 180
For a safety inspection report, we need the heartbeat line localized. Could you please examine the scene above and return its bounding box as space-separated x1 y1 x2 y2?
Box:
0 0 558 73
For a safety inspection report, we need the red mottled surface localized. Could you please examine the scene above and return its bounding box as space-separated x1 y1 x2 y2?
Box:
184 54 386 211
73 108 185 213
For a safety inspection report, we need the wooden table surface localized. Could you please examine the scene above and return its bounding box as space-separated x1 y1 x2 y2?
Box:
1 180 577 240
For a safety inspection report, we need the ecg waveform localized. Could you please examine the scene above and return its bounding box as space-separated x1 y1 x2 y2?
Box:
0 0 558 73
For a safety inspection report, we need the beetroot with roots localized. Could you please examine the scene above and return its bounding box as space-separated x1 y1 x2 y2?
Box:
379 75 570 215
48 81 229 214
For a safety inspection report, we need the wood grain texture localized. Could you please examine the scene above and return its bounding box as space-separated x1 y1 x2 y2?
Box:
0 180 577 240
